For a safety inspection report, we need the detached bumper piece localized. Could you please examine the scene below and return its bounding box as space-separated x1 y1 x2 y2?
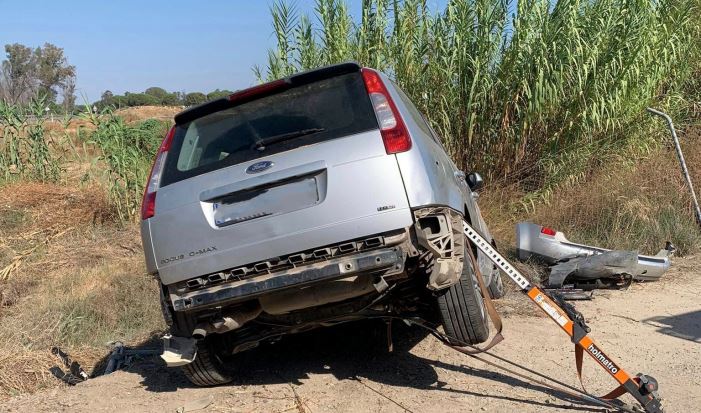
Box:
516 222 673 288
170 247 404 311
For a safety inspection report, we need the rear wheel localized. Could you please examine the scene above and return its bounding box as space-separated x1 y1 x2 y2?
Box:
171 312 234 386
435 244 489 345
182 339 233 386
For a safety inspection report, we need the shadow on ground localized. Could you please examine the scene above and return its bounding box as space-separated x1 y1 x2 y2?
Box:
95 320 603 411
643 310 701 343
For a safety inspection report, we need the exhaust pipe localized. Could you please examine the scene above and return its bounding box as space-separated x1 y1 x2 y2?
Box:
192 304 262 340
192 326 208 340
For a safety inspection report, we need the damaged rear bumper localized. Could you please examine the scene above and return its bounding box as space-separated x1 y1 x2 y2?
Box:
516 222 672 281
169 247 405 312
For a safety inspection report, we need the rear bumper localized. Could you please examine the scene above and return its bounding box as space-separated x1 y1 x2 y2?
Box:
149 206 413 285
170 246 404 312
515 222 672 281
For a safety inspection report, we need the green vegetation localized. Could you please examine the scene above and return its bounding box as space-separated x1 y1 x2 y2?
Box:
0 96 60 182
259 0 701 189
0 43 76 111
256 0 701 253
82 108 170 221
95 87 234 110
0 98 168 221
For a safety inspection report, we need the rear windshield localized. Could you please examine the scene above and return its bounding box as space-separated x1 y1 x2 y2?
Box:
161 72 377 186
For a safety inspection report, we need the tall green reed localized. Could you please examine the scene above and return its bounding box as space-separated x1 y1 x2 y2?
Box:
257 0 701 194
82 107 168 221
0 97 60 182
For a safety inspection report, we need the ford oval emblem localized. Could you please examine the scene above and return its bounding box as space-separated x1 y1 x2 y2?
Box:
246 161 274 174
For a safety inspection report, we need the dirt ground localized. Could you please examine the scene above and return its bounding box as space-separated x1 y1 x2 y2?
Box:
2 257 699 413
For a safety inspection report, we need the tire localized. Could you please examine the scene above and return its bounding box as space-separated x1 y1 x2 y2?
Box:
435 245 490 345
487 269 506 299
182 340 233 386
171 311 233 386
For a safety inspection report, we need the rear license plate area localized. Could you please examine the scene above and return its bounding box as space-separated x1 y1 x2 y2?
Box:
211 174 320 227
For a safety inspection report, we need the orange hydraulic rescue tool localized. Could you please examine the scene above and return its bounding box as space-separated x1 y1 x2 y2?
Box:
461 221 664 413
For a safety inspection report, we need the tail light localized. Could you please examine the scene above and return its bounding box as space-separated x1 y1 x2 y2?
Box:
141 126 176 220
361 68 412 154
541 226 557 236
228 79 287 104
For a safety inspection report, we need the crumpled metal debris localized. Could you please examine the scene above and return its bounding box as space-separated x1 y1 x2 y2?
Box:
548 250 638 288
160 334 197 367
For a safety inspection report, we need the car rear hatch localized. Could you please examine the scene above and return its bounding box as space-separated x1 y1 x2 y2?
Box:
143 64 414 285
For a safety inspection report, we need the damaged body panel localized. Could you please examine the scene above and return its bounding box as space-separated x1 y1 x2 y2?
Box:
548 250 639 288
414 207 466 290
170 241 407 312
516 222 673 286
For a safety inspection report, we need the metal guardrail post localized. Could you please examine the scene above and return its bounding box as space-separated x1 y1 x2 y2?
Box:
647 107 701 228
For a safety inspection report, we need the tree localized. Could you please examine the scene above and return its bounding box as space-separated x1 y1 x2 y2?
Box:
145 86 180 105
125 92 158 106
0 43 37 103
0 43 75 105
61 75 76 111
101 90 114 103
34 43 76 103
183 92 207 106
207 89 233 100
112 95 128 108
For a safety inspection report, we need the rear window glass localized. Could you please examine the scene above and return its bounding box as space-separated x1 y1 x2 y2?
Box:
161 72 377 186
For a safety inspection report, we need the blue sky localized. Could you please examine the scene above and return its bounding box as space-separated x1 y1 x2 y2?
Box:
1 0 446 103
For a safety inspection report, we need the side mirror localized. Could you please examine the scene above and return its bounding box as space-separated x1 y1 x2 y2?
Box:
467 172 484 191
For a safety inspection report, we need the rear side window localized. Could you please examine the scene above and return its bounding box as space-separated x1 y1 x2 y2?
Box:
162 73 377 186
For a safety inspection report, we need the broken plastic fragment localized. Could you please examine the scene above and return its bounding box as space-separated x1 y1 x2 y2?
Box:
548 251 638 288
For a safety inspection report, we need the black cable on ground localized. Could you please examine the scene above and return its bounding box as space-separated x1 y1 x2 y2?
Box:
381 316 643 413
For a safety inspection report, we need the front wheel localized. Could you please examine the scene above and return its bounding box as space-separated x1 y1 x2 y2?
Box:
434 245 489 345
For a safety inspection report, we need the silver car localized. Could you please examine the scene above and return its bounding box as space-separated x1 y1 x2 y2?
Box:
140 62 503 386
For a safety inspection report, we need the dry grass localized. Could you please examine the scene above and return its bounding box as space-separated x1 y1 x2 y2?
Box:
0 183 162 400
115 105 180 123
481 126 701 256
43 105 178 136
44 117 93 136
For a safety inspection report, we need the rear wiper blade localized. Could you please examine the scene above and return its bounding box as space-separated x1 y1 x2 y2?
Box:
252 128 325 151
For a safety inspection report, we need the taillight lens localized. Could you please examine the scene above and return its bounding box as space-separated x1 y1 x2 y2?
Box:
141 126 176 220
541 226 557 236
361 68 411 154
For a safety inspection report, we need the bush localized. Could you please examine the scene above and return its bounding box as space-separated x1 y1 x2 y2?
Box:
183 92 207 106
124 93 159 107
